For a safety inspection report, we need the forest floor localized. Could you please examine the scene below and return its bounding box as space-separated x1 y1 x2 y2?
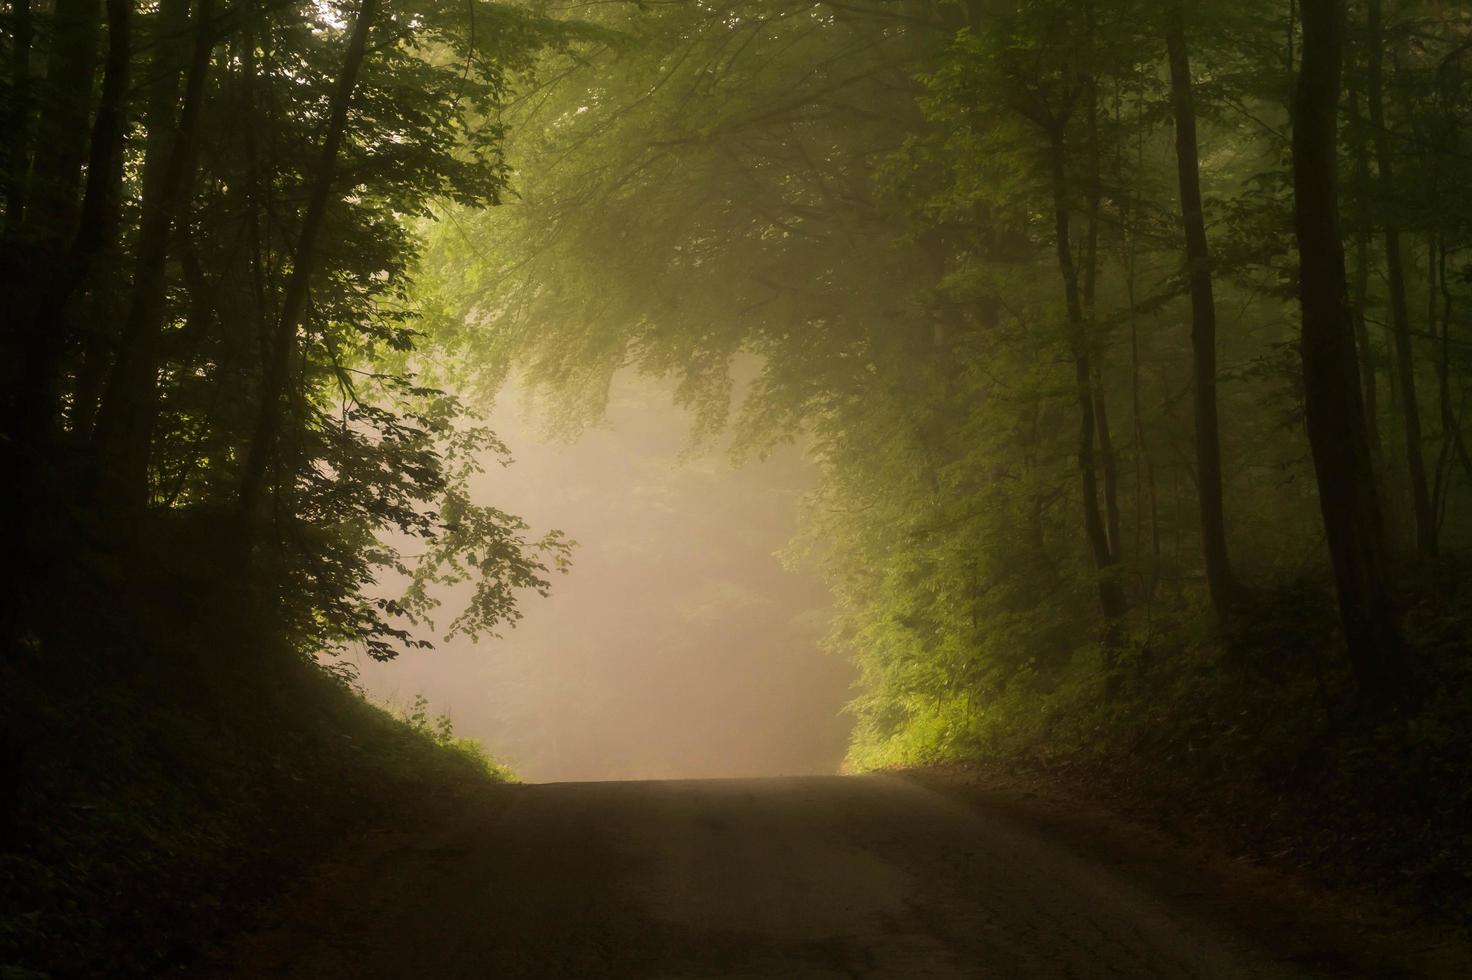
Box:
7 538 1469 978
863 569 1472 925
203 770 1470 979
0 617 514 980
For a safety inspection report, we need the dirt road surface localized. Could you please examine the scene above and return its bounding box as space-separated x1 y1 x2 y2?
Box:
215 774 1468 979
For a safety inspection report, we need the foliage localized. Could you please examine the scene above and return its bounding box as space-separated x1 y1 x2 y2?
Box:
6 0 1472 953
412 0 1472 771
394 693 520 781
0 0 582 664
0 561 515 977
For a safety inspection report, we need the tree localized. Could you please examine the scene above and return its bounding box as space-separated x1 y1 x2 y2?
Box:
1366 0 1436 557
1165 0 1241 614
0 0 576 664
3 0 100 448
1291 0 1405 704
236 0 379 553
91 0 218 514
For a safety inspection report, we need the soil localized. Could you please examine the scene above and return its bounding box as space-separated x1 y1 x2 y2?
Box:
201 771 1472 978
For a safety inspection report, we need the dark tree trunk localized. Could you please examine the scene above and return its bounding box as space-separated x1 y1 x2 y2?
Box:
1080 78 1122 565
3 0 99 447
68 0 136 438
1433 228 1472 501
1048 125 1127 621
1165 0 1240 613
139 0 193 215
237 0 379 549
75 0 128 260
1119 85 1159 598
2 0 33 229
10 0 129 449
23 0 99 241
1130 289 1160 599
72 0 189 441
1367 0 1435 557
1291 0 1405 706
92 0 215 511
1345 79 1382 464
43 0 130 439
1092 384 1122 560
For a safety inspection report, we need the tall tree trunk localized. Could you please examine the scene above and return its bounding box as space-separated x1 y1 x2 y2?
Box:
3 0 99 447
10 0 130 449
1080 68 1122 564
138 0 193 218
237 0 379 550
1129 275 1160 599
48 0 129 437
1165 0 1240 613
23 0 99 241
66 0 134 439
1048 125 1128 621
1093 384 1122 560
1119 85 1159 598
74 0 128 262
1345 79 1382 464
1433 223 1472 499
1292 0 1404 706
1367 0 1434 557
2 0 33 229
91 0 215 511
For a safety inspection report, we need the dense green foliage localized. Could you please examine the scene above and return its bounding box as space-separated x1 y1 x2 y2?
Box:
6 0 1472 964
415 0 1472 766
1 2 552 972
1 0 576 668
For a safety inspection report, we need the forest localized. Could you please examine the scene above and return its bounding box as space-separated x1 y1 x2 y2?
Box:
4 0 1472 975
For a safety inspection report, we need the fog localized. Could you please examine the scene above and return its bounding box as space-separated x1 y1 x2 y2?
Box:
353 373 853 783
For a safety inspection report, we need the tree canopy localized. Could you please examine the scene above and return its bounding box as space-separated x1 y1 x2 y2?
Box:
4 0 1472 764
413 0 1472 760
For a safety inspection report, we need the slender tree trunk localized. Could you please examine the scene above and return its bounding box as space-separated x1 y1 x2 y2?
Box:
237 0 379 549
1080 72 1122 564
45 0 130 438
1345 79 1382 463
23 0 99 241
4 0 100 447
1430 231 1450 517
75 0 128 259
72 0 191 441
1130 284 1161 599
1434 227 1472 496
1166 1 1241 613
1292 0 1404 706
1048 125 1127 620
1367 0 1435 557
2 0 33 229
92 0 216 511
1093 383 1122 560
1120 86 1160 598
10 0 131 449
139 0 193 216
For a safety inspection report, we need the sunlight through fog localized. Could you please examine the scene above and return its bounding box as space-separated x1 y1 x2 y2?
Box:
354 373 853 782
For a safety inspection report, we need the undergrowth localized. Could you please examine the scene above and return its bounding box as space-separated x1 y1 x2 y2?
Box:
1 517 516 979
852 565 1472 913
389 693 519 784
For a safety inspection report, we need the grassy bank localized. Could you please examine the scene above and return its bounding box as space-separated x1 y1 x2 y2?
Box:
1 527 515 979
853 567 1472 916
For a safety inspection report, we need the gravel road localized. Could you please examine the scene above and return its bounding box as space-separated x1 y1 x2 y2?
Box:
215 773 1467 978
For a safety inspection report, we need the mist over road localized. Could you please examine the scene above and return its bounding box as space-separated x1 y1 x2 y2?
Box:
218 774 1457 979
